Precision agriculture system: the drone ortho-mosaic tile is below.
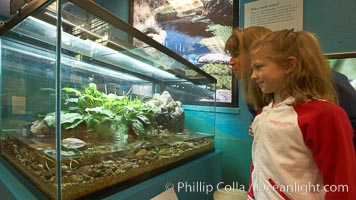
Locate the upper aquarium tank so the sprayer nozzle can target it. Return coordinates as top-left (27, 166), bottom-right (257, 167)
top-left (0, 0), bottom-right (216, 199)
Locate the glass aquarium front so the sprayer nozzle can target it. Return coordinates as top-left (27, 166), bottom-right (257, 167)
top-left (0, 0), bottom-right (216, 199)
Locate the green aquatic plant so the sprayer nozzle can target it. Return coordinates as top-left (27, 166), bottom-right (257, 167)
top-left (43, 83), bottom-right (153, 141)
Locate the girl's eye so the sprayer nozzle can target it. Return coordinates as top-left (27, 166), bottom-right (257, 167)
top-left (252, 64), bottom-right (263, 70)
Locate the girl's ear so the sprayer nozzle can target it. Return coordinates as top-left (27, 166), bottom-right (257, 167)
top-left (285, 56), bottom-right (297, 75)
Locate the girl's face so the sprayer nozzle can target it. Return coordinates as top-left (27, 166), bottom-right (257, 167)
top-left (229, 51), bottom-right (246, 78)
top-left (250, 55), bottom-right (288, 96)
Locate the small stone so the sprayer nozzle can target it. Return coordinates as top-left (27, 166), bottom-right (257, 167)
top-left (61, 138), bottom-right (86, 149)
top-left (70, 174), bottom-right (84, 183)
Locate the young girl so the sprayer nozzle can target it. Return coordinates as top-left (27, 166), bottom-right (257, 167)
top-left (247, 29), bottom-right (356, 199)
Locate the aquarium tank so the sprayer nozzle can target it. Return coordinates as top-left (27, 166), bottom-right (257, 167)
top-left (0, 0), bottom-right (216, 199)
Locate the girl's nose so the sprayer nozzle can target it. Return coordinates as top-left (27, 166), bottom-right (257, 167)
top-left (251, 70), bottom-right (258, 80)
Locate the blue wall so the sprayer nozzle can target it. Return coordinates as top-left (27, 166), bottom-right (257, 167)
top-left (303, 0), bottom-right (356, 53)
top-left (240, 0), bottom-right (356, 53)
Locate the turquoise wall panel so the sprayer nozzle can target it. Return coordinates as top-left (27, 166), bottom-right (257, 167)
top-left (240, 0), bottom-right (356, 53)
top-left (184, 107), bottom-right (215, 134)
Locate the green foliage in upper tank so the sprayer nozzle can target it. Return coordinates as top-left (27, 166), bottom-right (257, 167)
top-left (43, 83), bottom-right (153, 141)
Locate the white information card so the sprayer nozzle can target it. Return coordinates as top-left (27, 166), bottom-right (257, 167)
top-left (244, 0), bottom-right (303, 31)
top-left (151, 188), bottom-right (179, 200)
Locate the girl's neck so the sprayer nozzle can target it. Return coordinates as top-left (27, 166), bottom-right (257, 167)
top-left (272, 93), bottom-right (284, 107)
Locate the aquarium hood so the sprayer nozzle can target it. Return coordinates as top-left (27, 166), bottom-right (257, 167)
top-left (1, 38), bottom-right (145, 82)
top-left (10, 16), bottom-right (179, 81)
